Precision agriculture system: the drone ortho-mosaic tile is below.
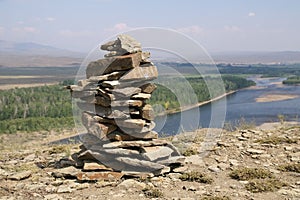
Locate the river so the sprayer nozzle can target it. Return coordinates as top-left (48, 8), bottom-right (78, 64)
top-left (154, 77), bottom-right (300, 135)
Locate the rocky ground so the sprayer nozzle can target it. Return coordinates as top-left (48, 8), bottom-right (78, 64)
top-left (0, 123), bottom-right (299, 200)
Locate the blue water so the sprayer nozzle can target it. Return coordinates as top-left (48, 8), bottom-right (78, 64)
top-left (154, 77), bottom-right (300, 135)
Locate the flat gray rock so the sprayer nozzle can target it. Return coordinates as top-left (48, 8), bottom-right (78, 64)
top-left (141, 104), bottom-right (155, 120)
top-left (8, 170), bottom-right (32, 181)
top-left (83, 161), bottom-right (113, 171)
top-left (116, 119), bottom-right (146, 129)
top-left (115, 157), bottom-right (165, 172)
top-left (51, 167), bottom-right (79, 179)
top-left (87, 122), bottom-right (117, 140)
top-left (121, 121), bottom-right (156, 133)
top-left (111, 99), bottom-right (143, 107)
top-left (157, 156), bottom-right (186, 166)
top-left (120, 64), bottom-right (158, 82)
top-left (86, 52), bottom-right (142, 77)
top-left (77, 102), bottom-right (112, 117)
top-left (110, 87), bottom-right (141, 97)
top-left (106, 110), bottom-right (130, 119)
top-left (85, 147), bottom-right (144, 161)
top-left (123, 130), bottom-right (158, 140)
top-left (88, 71), bottom-right (125, 82)
top-left (101, 34), bottom-right (142, 56)
top-left (102, 140), bottom-right (169, 149)
top-left (140, 83), bottom-right (157, 94)
top-left (141, 146), bottom-right (173, 161)
top-left (92, 115), bottom-right (116, 125)
top-left (131, 93), bottom-right (151, 100)
top-left (101, 80), bottom-right (120, 89)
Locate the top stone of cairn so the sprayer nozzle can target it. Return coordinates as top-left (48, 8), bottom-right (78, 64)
top-left (101, 34), bottom-right (142, 57)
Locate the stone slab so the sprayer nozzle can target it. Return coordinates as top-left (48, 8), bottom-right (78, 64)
top-left (88, 71), bottom-right (125, 82)
top-left (101, 34), bottom-right (142, 56)
top-left (77, 171), bottom-right (123, 181)
top-left (83, 161), bottom-right (113, 171)
top-left (141, 104), bottom-right (155, 120)
top-left (140, 83), bottom-right (157, 94)
top-left (109, 87), bottom-right (141, 97)
top-left (115, 119), bottom-right (146, 129)
top-left (131, 93), bottom-right (151, 100)
top-left (102, 140), bottom-right (169, 149)
top-left (120, 63), bottom-right (158, 82)
top-left (141, 146), bottom-right (173, 161)
top-left (86, 52), bottom-right (142, 77)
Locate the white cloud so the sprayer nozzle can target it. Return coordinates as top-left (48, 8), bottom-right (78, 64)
top-left (248, 12), bottom-right (256, 17)
top-left (24, 27), bottom-right (38, 33)
top-left (177, 25), bottom-right (203, 34)
top-left (0, 27), bottom-right (5, 35)
top-left (105, 23), bottom-right (132, 32)
top-left (34, 17), bottom-right (42, 22)
top-left (12, 26), bottom-right (38, 33)
top-left (59, 29), bottom-right (94, 37)
top-left (46, 17), bottom-right (56, 22)
top-left (224, 25), bottom-right (241, 32)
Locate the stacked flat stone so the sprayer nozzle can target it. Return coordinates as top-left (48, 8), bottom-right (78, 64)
top-left (67, 35), bottom-right (184, 179)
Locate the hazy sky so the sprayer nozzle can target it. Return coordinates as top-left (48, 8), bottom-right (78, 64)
top-left (0, 0), bottom-right (299, 53)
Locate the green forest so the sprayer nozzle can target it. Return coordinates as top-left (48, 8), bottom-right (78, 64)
top-left (282, 76), bottom-right (300, 85)
top-left (0, 76), bottom-right (255, 134)
top-left (0, 83), bottom-right (74, 134)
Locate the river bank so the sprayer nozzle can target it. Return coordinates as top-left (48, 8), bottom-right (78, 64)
top-left (156, 90), bottom-right (237, 116)
top-left (155, 76), bottom-right (300, 133)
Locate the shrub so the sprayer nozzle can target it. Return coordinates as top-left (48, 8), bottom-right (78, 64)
top-left (179, 171), bottom-right (213, 184)
top-left (229, 167), bottom-right (273, 180)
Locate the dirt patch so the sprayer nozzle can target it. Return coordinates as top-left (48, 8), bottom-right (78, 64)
top-left (255, 94), bottom-right (299, 102)
top-left (0, 82), bottom-right (58, 90)
top-left (0, 76), bottom-right (54, 79)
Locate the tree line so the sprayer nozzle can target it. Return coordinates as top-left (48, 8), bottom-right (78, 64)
top-left (149, 75), bottom-right (255, 111)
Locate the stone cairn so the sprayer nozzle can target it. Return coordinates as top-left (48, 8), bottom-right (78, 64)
top-left (67, 35), bottom-right (185, 180)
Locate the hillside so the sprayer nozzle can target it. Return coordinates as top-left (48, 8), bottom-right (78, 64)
top-left (0, 123), bottom-right (299, 199)
top-left (0, 40), bottom-right (84, 67)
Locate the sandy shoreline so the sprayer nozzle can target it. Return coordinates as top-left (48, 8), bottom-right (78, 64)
top-left (255, 94), bottom-right (299, 103)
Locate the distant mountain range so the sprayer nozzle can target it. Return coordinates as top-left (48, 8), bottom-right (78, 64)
top-left (0, 40), bottom-right (84, 67)
top-left (0, 40), bottom-right (84, 57)
top-left (1, 40), bottom-right (300, 67)
top-left (211, 51), bottom-right (300, 64)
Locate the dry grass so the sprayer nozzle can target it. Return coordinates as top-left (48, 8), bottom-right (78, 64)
top-left (142, 187), bottom-right (164, 198)
top-left (48, 145), bottom-right (71, 156)
top-left (245, 178), bottom-right (287, 193)
top-left (229, 167), bottom-right (273, 181)
top-left (182, 147), bottom-right (198, 156)
top-left (179, 171), bottom-right (213, 184)
top-left (3, 163), bottom-right (39, 174)
top-left (278, 163), bottom-right (300, 173)
top-left (255, 136), bottom-right (297, 145)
